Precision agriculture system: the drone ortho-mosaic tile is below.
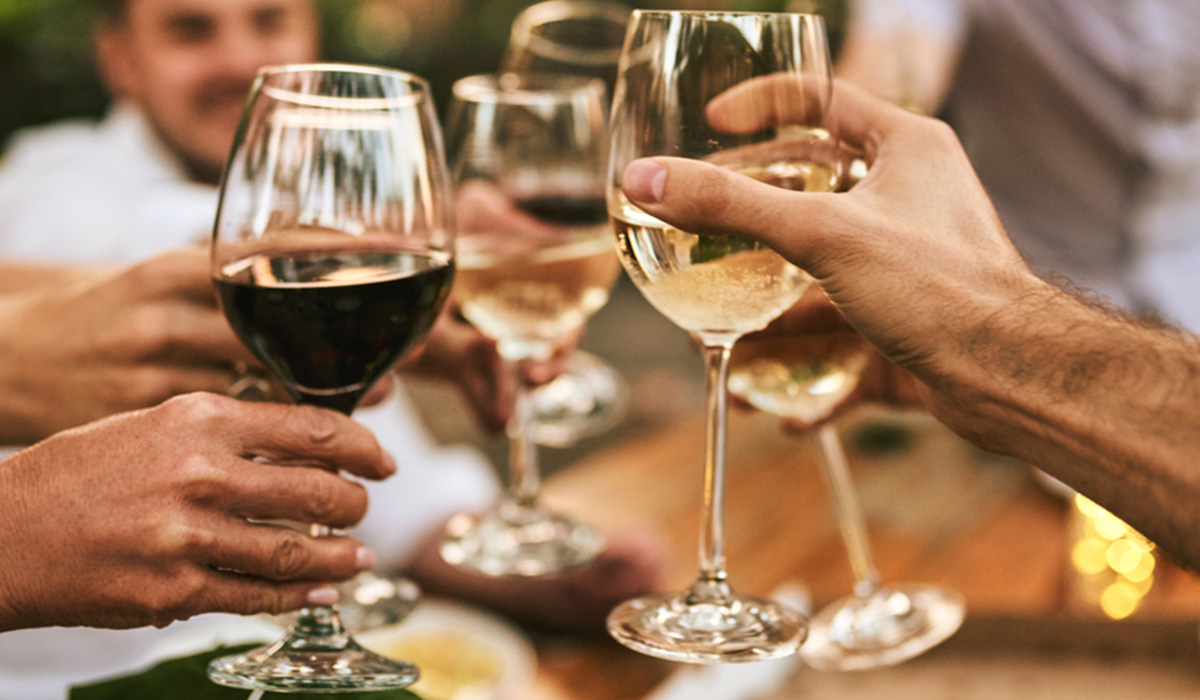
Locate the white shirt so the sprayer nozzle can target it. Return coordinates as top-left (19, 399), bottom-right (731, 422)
top-left (0, 103), bottom-right (499, 700)
top-left (851, 0), bottom-right (1200, 330)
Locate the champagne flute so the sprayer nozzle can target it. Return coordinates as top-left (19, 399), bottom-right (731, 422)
top-left (207, 63), bottom-right (455, 692)
top-left (605, 11), bottom-right (837, 663)
top-left (503, 0), bottom-right (633, 447)
top-left (728, 330), bottom-right (966, 670)
top-left (438, 73), bottom-right (618, 576)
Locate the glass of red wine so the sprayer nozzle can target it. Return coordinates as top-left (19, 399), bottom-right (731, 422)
top-left (207, 64), bottom-right (454, 692)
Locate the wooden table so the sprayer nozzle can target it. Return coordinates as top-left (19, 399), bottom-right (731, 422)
top-left (523, 407), bottom-right (1200, 699)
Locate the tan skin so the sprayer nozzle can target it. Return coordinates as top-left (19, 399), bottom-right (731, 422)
top-left (95, 0), bottom-right (321, 185)
top-left (618, 80), bottom-right (1200, 572)
top-left (0, 393), bottom-right (395, 632)
top-left (0, 0), bottom-right (661, 635)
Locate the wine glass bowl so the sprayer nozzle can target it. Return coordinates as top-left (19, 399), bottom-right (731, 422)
top-left (438, 73), bottom-right (616, 577)
top-left (605, 10), bottom-right (838, 663)
top-left (207, 63), bottom-right (454, 692)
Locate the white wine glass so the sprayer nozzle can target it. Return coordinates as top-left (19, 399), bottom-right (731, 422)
top-left (207, 63), bottom-right (455, 692)
top-left (504, 0), bottom-right (630, 99)
top-left (605, 10), bottom-right (839, 663)
top-left (503, 0), bottom-right (633, 447)
top-left (728, 325), bottom-right (966, 670)
top-left (438, 73), bottom-right (618, 576)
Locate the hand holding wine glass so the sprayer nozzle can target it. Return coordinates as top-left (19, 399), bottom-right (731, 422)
top-left (438, 73), bottom-right (618, 577)
top-left (207, 63), bottom-right (454, 692)
top-left (605, 10), bottom-right (838, 663)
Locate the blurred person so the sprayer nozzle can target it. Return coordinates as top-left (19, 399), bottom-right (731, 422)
top-left (837, 0), bottom-right (1200, 331)
top-left (0, 0), bottom-right (658, 696)
top-left (618, 79), bottom-right (1200, 573)
top-left (0, 392), bottom-right (393, 631)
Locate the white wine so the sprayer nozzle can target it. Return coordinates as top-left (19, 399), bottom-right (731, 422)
top-left (728, 333), bottom-right (872, 423)
top-left (611, 160), bottom-right (835, 337)
top-left (455, 230), bottom-right (620, 360)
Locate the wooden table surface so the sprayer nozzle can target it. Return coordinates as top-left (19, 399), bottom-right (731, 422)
top-left (522, 407), bottom-right (1200, 700)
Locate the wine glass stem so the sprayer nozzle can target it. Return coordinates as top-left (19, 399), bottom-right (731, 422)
top-left (506, 364), bottom-right (541, 508)
top-left (696, 341), bottom-right (735, 592)
top-left (814, 423), bottom-right (881, 598)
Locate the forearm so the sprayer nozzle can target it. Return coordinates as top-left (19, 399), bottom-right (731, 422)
top-left (923, 281), bottom-right (1200, 568)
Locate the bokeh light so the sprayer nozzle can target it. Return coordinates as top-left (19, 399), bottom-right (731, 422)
top-left (1070, 494), bottom-right (1158, 619)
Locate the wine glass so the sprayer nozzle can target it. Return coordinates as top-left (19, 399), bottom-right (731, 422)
top-left (728, 327), bottom-right (966, 670)
top-left (503, 0), bottom-right (633, 447)
top-left (605, 10), bottom-right (838, 663)
top-left (438, 73), bottom-right (617, 576)
top-left (207, 63), bottom-right (455, 692)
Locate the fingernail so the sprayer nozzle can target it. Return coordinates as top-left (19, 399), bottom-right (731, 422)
top-left (623, 159), bottom-right (667, 204)
top-left (307, 586), bottom-right (339, 606)
top-left (356, 546), bottom-right (377, 571)
top-left (381, 451), bottom-right (397, 476)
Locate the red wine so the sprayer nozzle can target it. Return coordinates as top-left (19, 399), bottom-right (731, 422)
top-left (514, 195), bottom-right (608, 226)
top-left (215, 249), bottom-right (453, 413)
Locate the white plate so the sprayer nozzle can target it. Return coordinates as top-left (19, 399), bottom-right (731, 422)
top-left (357, 598), bottom-right (537, 700)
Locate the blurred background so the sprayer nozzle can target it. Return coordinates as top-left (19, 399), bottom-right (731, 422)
top-left (0, 0), bottom-right (846, 146)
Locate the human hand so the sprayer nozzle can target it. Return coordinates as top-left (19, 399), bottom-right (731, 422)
top-left (0, 248), bottom-right (284, 444)
top-left (0, 393), bottom-right (395, 632)
top-left (618, 80), bottom-right (1044, 419)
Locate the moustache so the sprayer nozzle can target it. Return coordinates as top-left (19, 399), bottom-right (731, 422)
top-left (192, 81), bottom-right (257, 115)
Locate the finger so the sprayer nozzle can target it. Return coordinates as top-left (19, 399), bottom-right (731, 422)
top-left (188, 571), bottom-right (342, 618)
top-left (207, 523), bottom-right (372, 582)
top-left (232, 403), bottom-right (394, 481)
top-left (122, 248), bottom-right (218, 303)
top-left (230, 462), bottom-right (370, 528)
top-left (705, 72), bottom-right (830, 134)
top-left (358, 373), bottom-right (395, 408)
top-left (620, 156), bottom-right (837, 273)
top-left (708, 78), bottom-right (911, 154)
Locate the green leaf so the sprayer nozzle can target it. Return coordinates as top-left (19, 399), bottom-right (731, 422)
top-left (69, 644), bottom-right (422, 700)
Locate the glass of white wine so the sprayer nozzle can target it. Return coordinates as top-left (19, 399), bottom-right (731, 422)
top-left (502, 0), bottom-right (634, 448)
top-left (605, 10), bottom-right (837, 663)
top-left (729, 321), bottom-right (966, 670)
top-left (439, 73), bottom-right (618, 576)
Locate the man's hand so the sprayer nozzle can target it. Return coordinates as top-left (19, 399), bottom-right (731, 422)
top-left (0, 249), bottom-right (277, 444)
top-left (619, 80), bottom-right (1043, 421)
top-left (0, 393), bottom-right (395, 632)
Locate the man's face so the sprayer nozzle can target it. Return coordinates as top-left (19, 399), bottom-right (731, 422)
top-left (99, 0), bottom-right (319, 183)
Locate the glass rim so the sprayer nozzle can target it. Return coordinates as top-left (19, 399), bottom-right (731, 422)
top-left (510, 0), bottom-right (631, 65)
top-left (452, 72), bottom-right (607, 105)
top-left (630, 9), bottom-right (825, 20)
top-left (254, 62), bottom-right (432, 110)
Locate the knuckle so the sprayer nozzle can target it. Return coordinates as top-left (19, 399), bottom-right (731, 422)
top-left (300, 406), bottom-right (340, 447)
top-left (162, 392), bottom-right (232, 429)
top-left (176, 454), bottom-right (231, 504)
top-left (299, 474), bottom-right (340, 523)
top-left (245, 585), bottom-right (290, 615)
top-left (271, 531), bottom-right (311, 579)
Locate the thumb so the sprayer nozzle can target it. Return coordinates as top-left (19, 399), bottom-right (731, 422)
top-left (619, 157), bottom-right (836, 273)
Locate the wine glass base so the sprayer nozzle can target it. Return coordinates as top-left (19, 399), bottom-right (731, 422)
top-left (529, 351), bottom-right (629, 448)
top-left (440, 504), bottom-right (605, 577)
top-left (800, 583), bottom-right (964, 671)
top-left (333, 572), bottom-right (422, 633)
top-left (606, 589), bottom-right (808, 664)
top-left (208, 636), bottom-right (419, 692)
